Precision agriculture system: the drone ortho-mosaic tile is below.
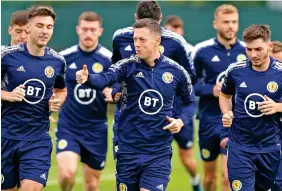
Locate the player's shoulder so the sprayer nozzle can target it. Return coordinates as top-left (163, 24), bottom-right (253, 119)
top-left (237, 40), bottom-right (246, 48)
top-left (58, 45), bottom-right (79, 57)
top-left (112, 26), bottom-right (134, 40)
top-left (110, 55), bottom-right (139, 71)
top-left (1, 44), bottom-right (25, 58)
top-left (194, 38), bottom-right (216, 53)
top-left (272, 59), bottom-right (282, 72)
top-left (226, 60), bottom-right (248, 75)
top-left (96, 45), bottom-right (113, 61)
top-left (46, 47), bottom-right (66, 65)
top-left (162, 28), bottom-right (194, 50)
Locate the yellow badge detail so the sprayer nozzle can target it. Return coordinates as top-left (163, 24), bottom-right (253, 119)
top-left (158, 45), bottom-right (164, 54)
top-left (1, 174), bottom-right (4, 184)
top-left (232, 180), bottom-right (242, 191)
top-left (267, 81), bottom-right (278, 93)
top-left (58, 139), bottom-right (68, 150)
top-left (201, 149), bottom-right (210, 159)
top-left (119, 183), bottom-right (127, 191)
top-left (162, 72), bottom-right (173, 83)
top-left (236, 54), bottom-right (247, 62)
top-left (92, 62), bottom-right (103, 73)
top-left (45, 66), bottom-right (54, 78)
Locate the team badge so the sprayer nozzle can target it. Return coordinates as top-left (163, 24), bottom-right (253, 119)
top-left (158, 45), bottom-right (164, 54)
top-left (201, 149), bottom-right (210, 159)
top-left (236, 54), bottom-right (247, 62)
top-left (162, 72), bottom-right (173, 83)
top-left (44, 66), bottom-right (54, 78)
top-left (58, 139), bottom-right (68, 150)
top-left (1, 174), bottom-right (4, 184)
top-left (267, 81), bottom-right (278, 93)
top-left (232, 180), bottom-right (242, 191)
top-left (92, 62), bottom-right (103, 73)
top-left (119, 183), bottom-right (127, 191)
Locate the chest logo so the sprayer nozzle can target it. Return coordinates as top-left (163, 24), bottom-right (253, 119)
top-left (211, 55), bottom-right (220, 62)
top-left (138, 89), bottom-right (164, 115)
top-left (236, 54), bottom-right (247, 62)
top-left (74, 84), bottom-right (96, 105)
top-left (45, 66), bottom-right (54, 78)
top-left (92, 62), bottom-right (103, 73)
top-left (162, 72), bottom-right (173, 84)
top-left (244, 93), bottom-right (266, 118)
top-left (23, 79), bottom-right (46, 105)
top-left (158, 45), bottom-right (164, 54)
top-left (232, 180), bottom-right (242, 191)
top-left (267, 81), bottom-right (278, 93)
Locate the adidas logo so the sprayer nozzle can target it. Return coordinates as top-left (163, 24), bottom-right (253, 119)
top-left (239, 81), bottom-right (247, 88)
top-left (69, 62), bottom-right (77, 69)
top-left (211, 55), bottom-right (220, 62)
top-left (124, 45), bottom-right (132, 51)
top-left (16, 65), bottom-right (25, 72)
top-left (40, 173), bottom-right (46, 180)
top-left (135, 72), bottom-right (144, 78)
top-left (156, 184), bottom-right (164, 190)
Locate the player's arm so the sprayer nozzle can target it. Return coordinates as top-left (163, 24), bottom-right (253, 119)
top-left (49, 62), bottom-right (67, 112)
top-left (76, 62), bottom-right (126, 90)
top-left (174, 39), bottom-right (196, 84)
top-left (193, 50), bottom-right (217, 97)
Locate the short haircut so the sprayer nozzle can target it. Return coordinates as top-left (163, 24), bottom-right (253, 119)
top-left (10, 10), bottom-right (28, 26)
top-left (27, 5), bottom-right (56, 22)
top-left (136, 1), bottom-right (161, 21)
top-left (78, 11), bottom-right (102, 26)
top-left (133, 18), bottom-right (161, 36)
top-left (272, 41), bottom-right (282, 53)
top-left (243, 24), bottom-right (271, 43)
top-left (214, 4), bottom-right (238, 18)
top-left (164, 15), bottom-right (183, 28)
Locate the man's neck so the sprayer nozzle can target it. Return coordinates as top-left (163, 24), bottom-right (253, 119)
top-left (252, 57), bottom-right (271, 72)
top-left (217, 34), bottom-right (237, 50)
top-left (26, 40), bottom-right (45, 56)
top-left (144, 50), bottom-right (161, 67)
top-left (79, 41), bottom-right (99, 52)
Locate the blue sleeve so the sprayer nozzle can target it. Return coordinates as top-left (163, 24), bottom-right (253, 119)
top-left (111, 36), bottom-right (122, 64)
top-left (220, 125), bottom-right (229, 142)
top-left (176, 69), bottom-right (197, 126)
top-left (193, 50), bottom-right (214, 96)
top-left (85, 62), bottom-right (126, 90)
top-left (221, 69), bottom-right (235, 95)
top-left (54, 61), bottom-right (66, 89)
top-left (111, 83), bottom-right (121, 96)
top-left (174, 41), bottom-right (196, 84)
top-left (1, 52), bottom-right (9, 90)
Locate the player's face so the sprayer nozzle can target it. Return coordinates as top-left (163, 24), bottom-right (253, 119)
top-left (245, 38), bottom-right (272, 67)
top-left (270, 52), bottom-right (282, 62)
top-left (27, 16), bottom-right (54, 47)
top-left (165, 25), bottom-right (184, 36)
top-left (8, 24), bottom-right (28, 45)
top-left (133, 28), bottom-right (160, 60)
top-left (214, 12), bottom-right (238, 41)
top-left (76, 20), bottom-right (103, 49)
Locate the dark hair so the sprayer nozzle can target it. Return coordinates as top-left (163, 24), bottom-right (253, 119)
top-left (243, 24), bottom-right (271, 43)
top-left (27, 5), bottom-right (56, 21)
top-left (273, 41), bottom-right (282, 54)
top-left (164, 15), bottom-right (183, 28)
top-left (136, 1), bottom-right (161, 21)
top-left (133, 18), bottom-right (161, 36)
top-left (78, 11), bottom-right (102, 26)
top-left (10, 10), bottom-right (28, 26)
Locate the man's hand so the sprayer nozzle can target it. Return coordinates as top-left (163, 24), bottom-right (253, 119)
top-left (102, 87), bottom-right (114, 103)
top-left (6, 85), bottom-right (26, 102)
top-left (163, 116), bottom-right (184, 134)
top-left (258, 95), bottom-right (280, 115)
top-left (222, 111), bottom-right (234, 128)
top-left (220, 137), bottom-right (229, 149)
top-left (76, 65), bottom-right (89, 84)
top-left (213, 82), bottom-right (222, 97)
top-left (49, 94), bottom-right (61, 112)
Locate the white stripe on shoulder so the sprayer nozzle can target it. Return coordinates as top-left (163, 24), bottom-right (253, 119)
top-left (112, 27), bottom-right (134, 40)
top-left (225, 61), bottom-right (248, 76)
top-left (59, 45), bottom-right (78, 56)
top-left (48, 48), bottom-right (66, 64)
top-left (109, 55), bottom-right (138, 72)
top-left (1, 44), bottom-right (24, 59)
top-left (273, 60), bottom-right (282, 71)
top-left (238, 40), bottom-right (246, 47)
top-left (97, 46), bottom-right (113, 59)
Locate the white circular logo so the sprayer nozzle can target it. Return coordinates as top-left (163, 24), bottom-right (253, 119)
top-left (162, 72), bottom-right (173, 83)
top-left (232, 180), bottom-right (242, 191)
top-left (23, 79), bottom-right (46, 105)
top-left (244, 93), bottom-right (265, 118)
top-left (1, 174), bottom-right (4, 184)
top-left (138, 89), bottom-right (163, 115)
top-left (92, 62), bottom-right (103, 73)
top-left (74, 84), bottom-right (96, 105)
top-left (236, 54), bottom-right (247, 62)
top-left (216, 71), bottom-right (226, 84)
top-left (44, 66), bottom-right (55, 78)
top-left (267, 81), bottom-right (278, 93)
top-left (58, 139), bottom-right (68, 150)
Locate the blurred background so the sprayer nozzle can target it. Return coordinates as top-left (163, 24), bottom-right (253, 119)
top-left (1, 1), bottom-right (282, 191)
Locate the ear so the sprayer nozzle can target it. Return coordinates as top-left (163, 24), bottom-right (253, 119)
top-left (8, 26), bottom-right (12, 35)
top-left (26, 24), bottom-right (30, 34)
top-left (134, 13), bottom-right (138, 22)
top-left (76, 25), bottom-right (79, 35)
top-left (268, 41), bottom-right (274, 52)
top-left (98, 27), bottom-right (104, 37)
top-left (213, 19), bottom-right (217, 30)
top-left (156, 36), bottom-right (161, 46)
